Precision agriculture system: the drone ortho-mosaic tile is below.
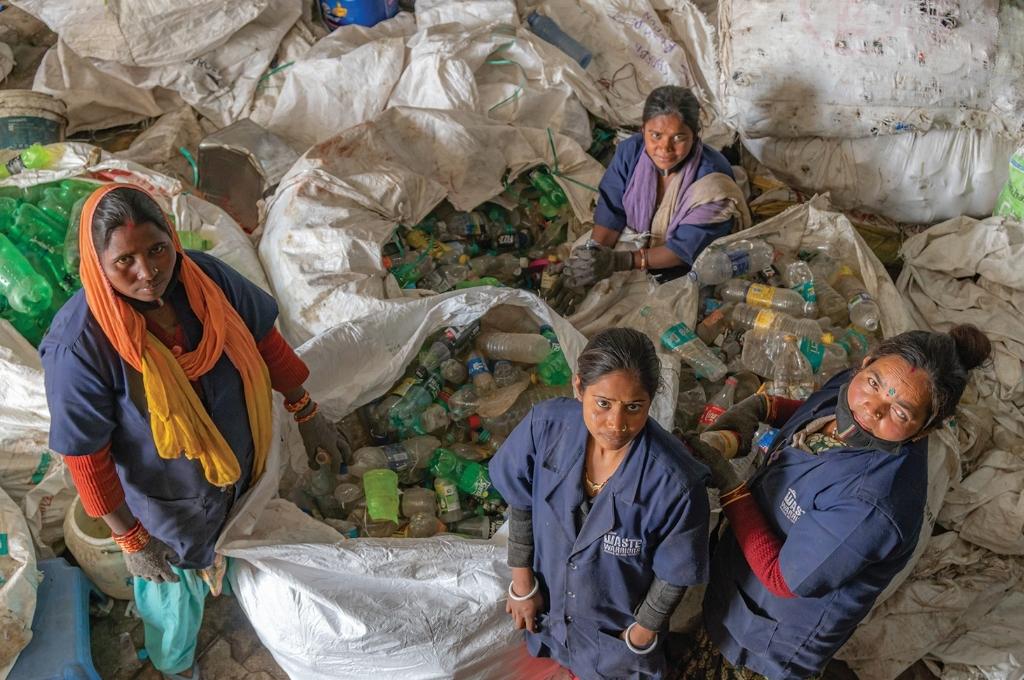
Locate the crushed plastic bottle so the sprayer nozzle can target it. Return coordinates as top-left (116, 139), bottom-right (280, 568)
top-left (729, 303), bottom-right (822, 342)
top-left (769, 335), bottom-right (815, 400)
top-left (536, 325), bottom-right (571, 386)
top-left (476, 331), bottom-right (551, 364)
top-left (717, 279), bottom-right (815, 318)
top-left (698, 377), bottom-right (737, 431)
top-left (691, 239), bottom-right (774, 286)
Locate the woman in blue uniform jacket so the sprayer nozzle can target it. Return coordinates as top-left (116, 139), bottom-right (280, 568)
top-left (489, 327), bottom-right (712, 680)
top-left (676, 325), bottom-right (991, 680)
top-left (549, 86), bottom-right (750, 313)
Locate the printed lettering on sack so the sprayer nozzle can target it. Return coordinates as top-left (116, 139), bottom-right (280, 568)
top-left (30, 451), bottom-right (52, 485)
top-left (602, 532), bottom-right (643, 557)
top-left (781, 488), bottom-right (804, 523)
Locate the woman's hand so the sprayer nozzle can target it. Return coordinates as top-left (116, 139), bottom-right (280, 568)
top-left (297, 409), bottom-right (351, 471)
top-left (705, 393), bottom-right (767, 454)
top-left (506, 568), bottom-right (544, 633)
top-left (622, 623), bottom-right (657, 650)
top-left (565, 242), bottom-right (634, 288)
top-left (682, 431), bottom-right (742, 492)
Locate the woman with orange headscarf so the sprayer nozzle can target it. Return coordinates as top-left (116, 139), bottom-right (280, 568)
top-left (39, 185), bottom-right (347, 680)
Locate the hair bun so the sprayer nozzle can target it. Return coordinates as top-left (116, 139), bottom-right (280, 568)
top-left (948, 324), bottom-right (991, 370)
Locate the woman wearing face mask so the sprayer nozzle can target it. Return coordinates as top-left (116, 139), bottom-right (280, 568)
top-left (489, 327), bottom-right (711, 680)
top-left (549, 86), bottom-right (750, 313)
top-left (674, 325), bottom-right (992, 680)
top-left (39, 185), bottom-right (348, 680)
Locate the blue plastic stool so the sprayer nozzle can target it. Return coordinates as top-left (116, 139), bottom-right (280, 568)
top-left (9, 558), bottom-right (102, 680)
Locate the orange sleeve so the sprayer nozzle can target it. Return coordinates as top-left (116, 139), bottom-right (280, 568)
top-left (257, 327), bottom-right (310, 394)
top-left (63, 445), bottom-right (125, 517)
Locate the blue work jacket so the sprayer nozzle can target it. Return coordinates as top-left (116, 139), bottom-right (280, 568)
top-left (490, 398), bottom-right (711, 680)
top-left (40, 251), bottom-right (278, 569)
top-left (704, 372), bottom-right (929, 679)
top-left (594, 133), bottom-right (735, 277)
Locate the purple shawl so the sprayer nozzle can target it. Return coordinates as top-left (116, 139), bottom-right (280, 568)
top-left (621, 142), bottom-right (730, 235)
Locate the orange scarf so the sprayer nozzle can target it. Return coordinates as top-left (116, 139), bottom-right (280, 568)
top-left (79, 184), bottom-right (271, 487)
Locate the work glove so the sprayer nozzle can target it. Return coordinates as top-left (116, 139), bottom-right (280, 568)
top-left (680, 431), bottom-right (742, 493)
top-left (123, 534), bottom-right (180, 583)
top-left (544, 273), bottom-right (587, 317)
top-left (298, 408), bottom-right (351, 473)
top-left (704, 393), bottom-right (767, 455)
top-left (565, 242), bottom-right (633, 288)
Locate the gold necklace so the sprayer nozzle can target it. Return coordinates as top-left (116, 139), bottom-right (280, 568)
top-left (584, 472), bottom-right (608, 496)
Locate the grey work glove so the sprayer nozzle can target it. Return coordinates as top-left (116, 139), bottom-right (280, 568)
top-left (705, 393), bottom-right (767, 455)
top-left (544, 273), bottom-right (587, 317)
top-left (565, 242), bottom-right (634, 288)
top-left (123, 534), bottom-right (180, 583)
top-left (681, 431), bottom-right (742, 492)
top-left (297, 407), bottom-right (351, 473)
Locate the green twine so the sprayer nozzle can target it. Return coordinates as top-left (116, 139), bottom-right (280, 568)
top-left (257, 60), bottom-right (295, 89)
top-left (178, 146), bottom-right (199, 187)
top-left (545, 128), bottom-right (599, 193)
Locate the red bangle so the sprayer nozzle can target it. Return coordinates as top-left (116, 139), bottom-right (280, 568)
top-left (639, 248), bottom-right (649, 271)
top-left (285, 391), bottom-right (311, 414)
top-left (295, 401), bottom-right (319, 424)
top-left (720, 481), bottom-right (749, 503)
top-left (112, 520), bottom-right (151, 554)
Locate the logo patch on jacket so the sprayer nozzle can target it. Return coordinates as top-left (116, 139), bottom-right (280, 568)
top-left (781, 487), bottom-right (804, 523)
top-left (602, 532), bottom-right (642, 557)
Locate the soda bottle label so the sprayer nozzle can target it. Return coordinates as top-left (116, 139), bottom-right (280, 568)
top-left (756, 427), bottom-right (780, 456)
top-left (467, 355), bottom-right (489, 377)
top-left (698, 403), bottom-right (726, 427)
top-left (753, 309), bottom-right (776, 330)
top-left (798, 338), bottom-right (825, 372)
top-left (849, 292), bottom-right (872, 309)
top-left (795, 280), bottom-right (817, 303)
top-left (423, 374), bottom-right (443, 398)
top-left (383, 444), bottom-right (411, 472)
top-left (746, 284), bottom-right (776, 307)
top-left (435, 479), bottom-right (460, 513)
top-left (389, 376), bottom-right (417, 398)
top-left (660, 323), bottom-right (697, 351)
top-left (727, 250), bottom-right (751, 276)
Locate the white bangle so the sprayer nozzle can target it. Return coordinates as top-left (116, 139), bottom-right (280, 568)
top-left (507, 578), bottom-right (539, 602)
top-left (623, 621), bottom-right (658, 655)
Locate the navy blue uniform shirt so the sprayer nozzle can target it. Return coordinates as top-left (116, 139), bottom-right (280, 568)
top-left (40, 251), bottom-right (278, 570)
top-left (594, 133), bottom-right (735, 277)
top-left (704, 371), bottom-right (929, 679)
top-left (490, 398), bottom-right (711, 680)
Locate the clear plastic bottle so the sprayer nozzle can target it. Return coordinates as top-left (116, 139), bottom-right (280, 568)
top-left (466, 350), bottom-right (497, 394)
top-left (451, 515), bottom-right (501, 539)
top-left (334, 482), bottom-right (365, 515)
top-left (388, 371), bottom-right (443, 431)
top-left (774, 253), bottom-right (818, 314)
top-left (831, 267), bottom-right (881, 332)
top-left (440, 358), bottom-right (468, 385)
top-left (401, 487), bottom-right (437, 518)
top-left (770, 335), bottom-right (815, 400)
top-left (349, 435), bottom-right (440, 480)
top-left (407, 512), bottom-right (444, 538)
top-left (674, 372), bottom-right (707, 432)
top-left (481, 384), bottom-right (574, 437)
top-left (448, 384), bottom-right (479, 420)
top-left (492, 360), bottom-right (526, 388)
top-left (691, 239), bottom-right (774, 286)
top-left (467, 253), bottom-right (526, 283)
top-left (698, 377), bottom-right (738, 431)
top-left (387, 250), bottom-right (435, 288)
top-left (444, 211), bottom-right (489, 239)
top-left (421, 264), bottom-right (470, 293)
top-left (307, 451), bottom-right (343, 518)
top-left (476, 331), bottom-right (551, 364)
top-left (412, 401), bottom-right (450, 435)
top-left (812, 277), bottom-right (850, 326)
top-left (817, 333), bottom-right (850, 383)
top-left (729, 303), bottom-right (822, 341)
top-left (659, 321), bottom-right (728, 382)
top-left (833, 325), bottom-right (873, 365)
top-left (717, 279), bottom-right (815, 318)
top-left (740, 328), bottom-right (826, 378)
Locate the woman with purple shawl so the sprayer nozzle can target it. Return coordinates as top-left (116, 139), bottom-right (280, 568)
top-left (553, 86), bottom-right (750, 311)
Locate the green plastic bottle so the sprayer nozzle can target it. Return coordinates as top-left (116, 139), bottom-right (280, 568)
top-left (0, 143), bottom-right (64, 179)
top-left (536, 324), bottom-right (571, 386)
top-left (0, 233), bottom-right (54, 315)
top-left (0, 197), bottom-right (18, 236)
top-left (0, 294), bottom-right (45, 346)
top-left (362, 469), bottom-right (400, 524)
top-left (63, 196), bottom-right (89, 279)
top-left (457, 461), bottom-right (494, 499)
top-left (11, 203), bottom-right (66, 253)
top-left (176, 231), bottom-right (213, 251)
top-left (454, 276), bottom-right (503, 289)
top-left (428, 448), bottom-right (468, 480)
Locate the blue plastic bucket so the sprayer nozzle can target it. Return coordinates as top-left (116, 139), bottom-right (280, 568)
top-left (0, 90), bottom-right (67, 150)
top-left (320, 0), bottom-right (399, 30)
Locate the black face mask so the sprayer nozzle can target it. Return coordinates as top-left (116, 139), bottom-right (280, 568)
top-left (833, 382), bottom-right (906, 454)
top-left (115, 254), bottom-right (182, 313)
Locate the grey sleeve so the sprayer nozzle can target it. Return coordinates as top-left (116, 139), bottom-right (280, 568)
top-left (506, 506), bottom-right (534, 568)
top-left (634, 576), bottom-right (687, 632)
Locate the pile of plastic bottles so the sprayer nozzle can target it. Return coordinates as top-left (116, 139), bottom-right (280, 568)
top-left (292, 317), bottom-right (574, 540)
top-left (0, 177), bottom-right (101, 345)
top-left (381, 165), bottom-right (572, 296)
top-left (635, 238), bottom-right (882, 461)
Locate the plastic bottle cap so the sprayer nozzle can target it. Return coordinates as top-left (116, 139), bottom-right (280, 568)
top-left (725, 377), bottom-right (737, 385)
top-left (467, 415), bottom-right (482, 430)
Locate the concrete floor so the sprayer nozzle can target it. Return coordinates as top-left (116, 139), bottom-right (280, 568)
top-left (90, 594), bottom-right (288, 680)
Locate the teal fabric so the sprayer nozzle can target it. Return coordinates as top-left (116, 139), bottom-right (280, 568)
top-left (134, 566), bottom-right (210, 674)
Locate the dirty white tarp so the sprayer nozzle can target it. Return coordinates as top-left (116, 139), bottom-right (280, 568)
top-left (258, 105), bottom-right (604, 346)
top-left (718, 1), bottom-right (1024, 223)
top-left (29, 0), bottom-right (302, 132)
top-left (0, 484), bottom-right (39, 678)
top-left (219, 288), bottom-right (585, 680)
top-left (0, 143), bottom-right (270, 551)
